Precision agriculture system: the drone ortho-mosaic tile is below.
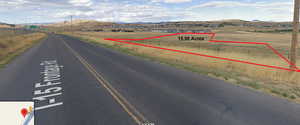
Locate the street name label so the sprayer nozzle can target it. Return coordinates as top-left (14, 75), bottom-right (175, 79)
top-left (32, 60), bottom-right (64, 111)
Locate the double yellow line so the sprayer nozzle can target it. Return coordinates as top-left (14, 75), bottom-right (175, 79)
top-left (59, 36), bottom-right (147, 125)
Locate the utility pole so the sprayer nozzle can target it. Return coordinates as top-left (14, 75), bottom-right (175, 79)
top-left (290, 0), bottom-right (299, 69)
top-left (70, 15), bottom-right (73, 33)
top-left (12, 20), bottom-right (16, 35)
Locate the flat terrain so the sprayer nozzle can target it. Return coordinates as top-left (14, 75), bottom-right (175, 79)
top-left (0, 29), bottom-right (46, 67)
top-left (65, 31), bottom-right (300, 103)
top-left (0, 34), bottom-right (300, 125)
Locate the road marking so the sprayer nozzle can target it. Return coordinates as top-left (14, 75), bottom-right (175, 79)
top-left (34, 87), bottom-right (62, 95)
top-left (33, 92), bottom-right (62, 101)
top-left (59, 36), bottom-right (148, 125)
top-left (35, 82), bottom-right (61, 88)
top-left (49, 98), bottom-right (56, 104)
top-left (35, 102), bottom-right (63, 111)
top-left (33, 60), bottom-right (64, 111)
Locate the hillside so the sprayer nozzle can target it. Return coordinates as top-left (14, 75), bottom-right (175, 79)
top-left (44, 19), bottom-right (295, 33)
top-left (0, 22), bottom-right (14, 28)
top-left (47, 19), bottom-right (114, 27)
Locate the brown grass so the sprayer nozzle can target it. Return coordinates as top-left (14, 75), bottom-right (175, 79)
top-left (0, 25), bottom-right (11, 28)
top-left (64, 31), bottom-right (300, 103)
top-left (0, 32), bottom-right (46, 66)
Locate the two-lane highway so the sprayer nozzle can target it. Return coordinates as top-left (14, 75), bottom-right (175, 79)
top-left (0, 34), bottom-right (300, 125)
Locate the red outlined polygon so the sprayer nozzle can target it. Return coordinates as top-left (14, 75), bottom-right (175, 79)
top-left (105, 33), bottom-right (300, 72)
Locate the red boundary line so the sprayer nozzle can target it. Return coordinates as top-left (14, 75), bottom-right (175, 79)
top-left (104, 33), bottom-right (300, 72)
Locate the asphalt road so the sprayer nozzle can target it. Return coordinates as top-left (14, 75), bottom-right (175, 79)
top-left (0, 34), bottom-right (300, 125)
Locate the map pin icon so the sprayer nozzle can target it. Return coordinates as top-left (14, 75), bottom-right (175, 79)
top-left (21, 108), bottom-right (28, 118)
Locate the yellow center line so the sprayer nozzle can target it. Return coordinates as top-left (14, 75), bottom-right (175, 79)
top-left (58, 36), bottom-right (148, 125)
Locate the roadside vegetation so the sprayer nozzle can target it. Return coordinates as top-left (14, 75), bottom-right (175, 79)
top-left (63, 31), bottom-right (300, 103)
top-left (0, 29), bottom-right (46, 68)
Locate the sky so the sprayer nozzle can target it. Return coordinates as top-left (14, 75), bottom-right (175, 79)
top-left (0, 0), bottom-right (295, 24)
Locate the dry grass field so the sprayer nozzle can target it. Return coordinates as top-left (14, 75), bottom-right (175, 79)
top-left (0, 28), bottom-right (35, 37)
top-left (0, 25), bottom-right (11, 28)
top-left (0, 30), bottom-right (46, 67)
top-left (64, 31), bottom-right (300, 103)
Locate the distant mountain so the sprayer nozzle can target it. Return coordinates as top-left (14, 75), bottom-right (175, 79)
top-left (117, 22), bottom-right (163, 24)
top-left (47, 19), bottom-right (114, 27)
top-left (22, 22), bottom-right (54, 25)
top-left (0, 22), bottom-right (15, 28)
top-left (211, 19), bottom-right (248, 22)
top-left (0, 22), bottom-right (10, 25)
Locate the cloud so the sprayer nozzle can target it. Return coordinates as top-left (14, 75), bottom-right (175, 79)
top-left (185, 1), bottom-right (293, 22)
top-left (51, 2), bottom-right (186, 22)
top-left (53, 10), bottom-right (96, 18)
top-left (0, 0), bottom-right (295, 23)
top-left (0, 0), bottom-right (28, 8)
top-left (0, 0), bottom-right (93, 10)
top-left (151, 0), bottom-right (192, 3)
top-left (110, 5), bottom-right (175, 22)
top-left (189, 1), bottom-right (292, 12)
top-left (2, 0), bottom-right (184, 23)
top-left (68, 0), bottom-right (93, 7)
